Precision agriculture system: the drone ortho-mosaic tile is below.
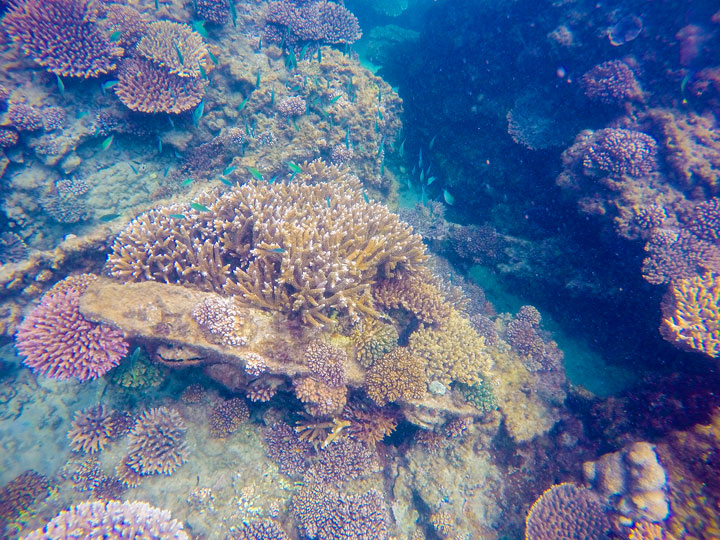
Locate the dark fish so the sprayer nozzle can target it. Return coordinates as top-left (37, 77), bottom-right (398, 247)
top-left (99, 213), bottom-right (121, 222)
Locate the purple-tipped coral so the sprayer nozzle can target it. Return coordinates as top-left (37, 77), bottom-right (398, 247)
top-left (68, 404), bottom-right (114, 454)
top-left (683, 198), bottom-right (720, 242)
top-left (641, 228), bottom-right (720, 285)
top-left (0, 128), bottom-right (19, 148)
top-left (196, 0), bottom-right (230, 24)
top-left (115, 58), bottom-right (205, 114)
top-left (276, 96), bottom-right (306, 118)
top-left (125, 407), bottom-right (189, 476)
top-left (582, 128), bottom-right (657, 177)
top-left (304, 340), bottom-right (347, 388)
top-left (305, 439), bottom-right (379, 485)
top-left (15, 274), bottom-right (128, 382)
top-left (265, 0), bottom-right (361, 46)
top-left (22, 500), bottom-right (189, 539)
top-left (264, 422), bottom-right (312, 476)
top-left (8, 104), bottom-right (44, 132)
top-left (229, 519), bottom-right (290, 540)
top-left (581, 60), bottom-right (643, 104)
top-left (3, 0), bottom-right (123, 78)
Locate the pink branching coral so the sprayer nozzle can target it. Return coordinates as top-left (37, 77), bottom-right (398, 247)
top-left (3, 0), bottom-right (123, 78)
top-left (580, 60), bottom-right (643, 104)
top-left (15, 274), bottom-right (128, 382)
top-left (125, 407), bottom-right (189, 476)
top-left (525, 483), bottom-right (611, 540)
top-left (582, 128), bottom-right (657, 177)
top-left (22, 500), bottom-right (189, 539)
top-left (68, 404), bottom-right (115, 454)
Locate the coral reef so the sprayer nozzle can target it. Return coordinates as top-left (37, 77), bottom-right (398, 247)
top-left (305, 438), bottom-right (379, 485)
top-left (124, 407), bottom-right (189, 476)
top-left (192, 296), bottom-right (248, 347)
top-left (209, 397), bottom-right (250, 438)
top-left (229, 519), bottom-right (290, 540)
top-left (304, 340), bottom-right (347, 388)
top-left (67, 404), bottom-right (115, 454)
top-left (0, 471), bottom-right (51, 527)
top-left (107, 161), bottom-right (427, 326)
top-left (641, 229), bottom-right (720, 285)
top-left (580, 60), bottom-right (643, 104)
top-left (525, 483), bottom-right (611, 540)
top-left (295, 377), bottom-right (347, 416)
top-left (195, 0), bottom-right (230, 24)
top-left (108, 347), bottom-right (166, 389)
top-left (583, 441), bottom-right (669, 524)
top-left (349, 319), bottom-right (398, 368)
top-left (582, 128), bottom-right (657, 177)
top-left (136, 21), bottom-right (209, 79)
top-left (7, 104), bottom-right (44, 132)
top-left (365, 347), bottom-right (426, 406)
top-left (22, 500), bottom-right (189, 539)
top-left (373, 268), bottom-right (452, 326)
top-left (3, 0), bottom-right (123, 78)
top-left (0, 232), bottom-right (29, 264)
top-left (264, 422), bottom-right (312, 476)
top-left (265, 1), bottom-right (362, 46)
top-left (661, 272), bottom-right (720, 357)
top-left (14, 274), bottom-right (128, 382)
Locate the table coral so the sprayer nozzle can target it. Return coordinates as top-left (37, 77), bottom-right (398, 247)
top-left (661, 272), bottom-right (720, 357)
top-left (22, 500), bottom-right (189, 540)
top-left (108, 160), bottom-right (427, 327)
top-left (67, 404), bottom-right (115, 454)
top-left (3, 0), bottom-right (123, 78)
top-left (409, 308), bottom-right (492, 386)
top-left (365, 347), bottom-right (426, 406)
top-left (525, 483), bottom-right (611, 540)
top-left (124, 407), bottom-right (189, 476)
top-left (136, 21), bottom-right (209, 79)
top-left (15, 274), bottom-right (128, 382)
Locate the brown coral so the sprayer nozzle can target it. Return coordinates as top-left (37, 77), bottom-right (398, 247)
top-left (108, 160), bottom-right (427, 327)
top-left (294, 377), bottom-right (347, 417)
top-left (209, 397), bottom-right (250, 438)
top-left (373, 268), bottom-right (452, 326)
top-left (0, 470), bottom-right (51, 524)
top-left (68, 404), bottom-right (115, 454)
top-left (115, 57), bottom-right (205, 114)
top-left (350, 318), bottom-right (398, 368)
top-left (3, 0), bottom-right (123, 78)
top-left (125, 407), bottom-right (189, 476)
top-left (365, 347), bottom-right (426, 406)
top-left (304, 340), bottom-right (347, 388)
top-left (342, 403), bottom-right (397, 446)
top-left (136, 21), bottom-right (209, 79)
top-left (103, 4), bottom-right (148, 48)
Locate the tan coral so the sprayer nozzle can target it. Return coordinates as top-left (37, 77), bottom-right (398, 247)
top-left (349, 318), bottom-right (398, 368)
top-left (294, 377), bottom-right (347, 417)
top-left (136, 20), bottom-right (209, 78)
top-left (373, 268), bottom-right (452, 326)
top-left (409, 308), bottom-right (492, 386)
top-left (365, 347), bottom-right (426, 406)
top-left (67, 404), bottom-right (115, 454)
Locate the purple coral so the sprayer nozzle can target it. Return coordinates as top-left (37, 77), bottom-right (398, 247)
top-left (264, 422), bottom-right (312, 476)
top-left (15, 276), bottom-right (128, 382)
top-left (43, 106), bottom-right (66, 131)
top-left (582, 128), bottom-right (657, 177)
top-left (0, 128), bottom-right (19, 148)
top-left (265, 0), bottom-right (361, 46)
top-left (22, 500), bottom-right (189, 539)
top-left (642, 228), bottom-right (720, 285)
top-left (229, 519), bottom-right (290, 540)
top-left (8, 104), bottom-right (44, 131)
top-left (684, 198), bottom-right (720, 242)
top-left (196, 0), bottom-right (230, 24)
top-left (277, 96), bottom-right (306, 118)
top-left (3, 0), bottom-right (123, 78)
top-left (581, 60), bottom-right (643, 104)
top-left (305, 439), bottom-right (378, 485)
top-left (304, 340), bottom-right (347, 388)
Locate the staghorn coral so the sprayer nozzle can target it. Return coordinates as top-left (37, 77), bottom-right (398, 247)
top-left (209, 397), bottom-right (250, 438)
top-left (350, 318), bottom-right (398, 368)
top-left (115, 57), bottom-right (205, 114)
top-left (265, 0), bottom-right (361, 46)
top-left (136, 21), bottom-right (209, 79)
top-left (642, 228), bottom-right (720, 285)
top-left (22, 500), bottom-right (189, 539)
top-left (525, 483), bottom-right (611, 540)
top-left (264, 422), bottom-right (312, 476)
top-left (294, 377), bottom-right (347, 416)
top-left (125, 407), bottom-right (189, 476)
top-left (3, 0), bottom-right (123, 78)
top-left (15, 274), bottom-right (128, 382)
top-left (408, 308), bottom-right (491, 386)
top-left (661, 272), bottom-right (720, 357)
top-left (582, 128), bottom-right (657, 177)
top-left (107, 160), bottom-right (427, 327)
top-left (293, 484), bottom-right (388, 540)
top-left (365, 347), bottom-right (426, 406)
top-left (229, 519), bottom-right (290, 540)
top-left (68, 404), bottom-right (115, 454)
top-left (304, 339), bottom-right (347, 388)
top-left (373, 268), bottom-right (452, 326)
top-left (580, 60), bottom-right (643, 104)
top-left (0, 471), bottom-right (51, 525)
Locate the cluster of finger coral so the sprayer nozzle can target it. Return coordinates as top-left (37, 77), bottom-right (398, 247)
top-left (67, 404), bottom-right (116, 454)
top-left (365, 347), bottom-right (426, 406)
top-left (122, 407), bottom-right (189, 477)
top-left (228, 519), bottom-right (290, 540)
top-left (373, 268), bottom-right (453, 326)
top-left (349, 319), bottom-right (398, 368)
top-left (22, 500), bottom-right (189, 539)
top-left (14, 274), bottom-right (129, 382)
top-left (303, 340), bottom-right (347, 388)
top-left (209, 397), bottom-right (250, 438)
top-left (661, 272), bottom-right (720, 357)
top-left (107, 160), bottom-right (427, 327)
top-left (2, 0), bottom-right (123, 78)
top-left (0, 470), bottom-right (51, 526)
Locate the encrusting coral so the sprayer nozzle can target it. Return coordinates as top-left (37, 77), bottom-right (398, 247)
top-left (107, 160), bottom-right (427, 327)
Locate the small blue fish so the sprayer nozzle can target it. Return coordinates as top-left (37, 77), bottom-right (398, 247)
top-left (208, 50), bottom-right (219, 64)
top-left (270, 87), bottom-right (275, 106)
top-left (421, 185), bottom-right (428, 206)
top-left (345, 127), bottom-right (350, 150)
top-left (268, 175), bottom-right (277, 184)
top-left (399, 137), bottom-right (406, 157)
top-left (269, 247), bottom-right (285, 253)
top-left (182, 178), bottom-right (193, 186)
top-left (378, 88), bottom-right (382, 103)
top-left (256, 70), bottom-right (261, 88)
top-left (238, 96), bottom-right (249, 111)
top-left (377, 135), bottom-right (385, 157)
top-left (193, 99), bottom-right (204, 126)
top-left (199, 63), bottom-right (208, 80)
top-left (169, 213), bottom-right (186, 219)
top-left (429, 134), bottom-right (437, 149)
top-left (101, 135), bottom-right (113, 150)
top-left (168, 116), bottom-right (175, 128)
top-left (317, 47), bottom-right (321, 63)
top-left (99, 213), bottom-right (121, 222)
top-left (77, 110), bottom-right (88, 119)
top-left (326, 195), bottom-right (331, 208)
top-left (286, 162), bottom-right (302, 174)
top-left (419, 148), bottom-right (423, 168)
top-left (157, 136), bottom-right (163, 154)
top-left (362, 191), bottom-right (369, 204)
top-left (406, 177), bottom-right (412, 189)
top-left (427, 176), bottom-right (436, 185)
top-left (228, 0), bottom-right (237, 26)
top-left (420, 169), bottom-right (424, 183)
top-left (129, 163), bottom-right (138, 174)
top-left (174, 149), bottom-right (183, 159)
top-left (219, 177), bottom-right (233, 186)
top-left (164, 166), bottom-right (171, 177)
top-left (190, 203), bottom-right (211, 212)
top-left (102, 80), bottom-right (118, 92)
top-left (299, 43), bottom-right (309, 60)
top-left (289, 171), bottom-right (297, 182)
top-left (329, 95), bottom-right (341, 104)
top-left (192, 20), bottom-right (208, 37)
top-left (247, 166), bottom-right (263, 181)
top-left (109, 30), bottom-right (122, 42)
top-left (175, 44), bottom-right (184, 66)
top-left (55, 74), bottom-right (65, 97)
top-left (223, 165), bottom-right (236, 176)
top-left (155, 0), bottom-right (159, 9)
top-left (443, 189), bottom-right (454, 205)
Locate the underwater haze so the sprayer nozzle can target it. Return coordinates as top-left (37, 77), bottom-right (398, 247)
top-left (0, 0), bottom-right (719, 539)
